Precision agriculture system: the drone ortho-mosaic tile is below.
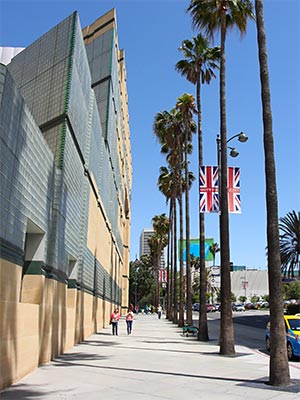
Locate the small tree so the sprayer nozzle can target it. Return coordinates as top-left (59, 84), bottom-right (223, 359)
top-left (289, 281), bottom-right (300, 300)
top-left (129, 256), bottom-right (155, 306)
top-left (262, 294), bottom-right (270, 302)
top-left (282, 284), bottom-right (290, 300)
top-left (250, 294), bottom-right (260, 304)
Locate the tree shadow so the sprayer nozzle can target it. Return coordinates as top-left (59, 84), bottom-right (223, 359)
top-left (0, 384), bottom-right (58, 400)
top-left (53, 352), bottom-right (110, 363)
top-left (75, 339), bottom-right (118, 346)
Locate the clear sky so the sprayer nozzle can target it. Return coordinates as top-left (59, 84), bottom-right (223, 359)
top-left (0, 0), bottom-right (299, 270)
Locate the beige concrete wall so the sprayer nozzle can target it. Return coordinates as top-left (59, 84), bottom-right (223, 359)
top-left (86, 178), bottom-right (112, 272)
top-left (0, 260), bottom-right (113, 390)
top-left (0, 260), bottom-right (39, 388)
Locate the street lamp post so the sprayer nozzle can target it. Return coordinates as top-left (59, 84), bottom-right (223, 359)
top-left (216, 132), bottom-right (248, 190)
top-left (216, 131), bottom-right (248, 352)
top-left (216, 131), bottom-right (248, 209)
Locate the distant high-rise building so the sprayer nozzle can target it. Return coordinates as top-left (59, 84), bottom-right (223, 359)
top-left (139, 229), bottom-right (165, 268)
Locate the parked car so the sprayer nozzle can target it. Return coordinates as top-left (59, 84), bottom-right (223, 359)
top-left (257, 301), bottom-right (269, 308)
top-left (265, 315), bottom-right (300, 361)
top-left (206, 303), bottom-right (216, 312)
top-left (232, 302), bottom-right (245, 312)
top-left (214, 303), bottom-right (221, 311)
top-left (192, 303), bottom-right (200, 312)
top-left (245, 302), bottom-right (258, 310)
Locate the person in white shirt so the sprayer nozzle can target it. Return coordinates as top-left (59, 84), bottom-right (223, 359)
top-left (157, 304), bottom-right (162, 319)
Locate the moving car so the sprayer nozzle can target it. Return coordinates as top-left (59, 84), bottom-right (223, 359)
top-left (266, 315), bottom-right (300, 361)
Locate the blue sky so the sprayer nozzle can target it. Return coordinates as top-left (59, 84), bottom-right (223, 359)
top-left (1, 0), bottom-right (299, 269)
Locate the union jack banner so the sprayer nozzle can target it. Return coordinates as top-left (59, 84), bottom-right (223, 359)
top-left (159, 269), bottom-right (168, 283)
top-left (200, 166), bottom-right (219, 213)
top-left (227, 166), bottom-right (241, 213)
top-left (200, 166), bottom-right (241, 214)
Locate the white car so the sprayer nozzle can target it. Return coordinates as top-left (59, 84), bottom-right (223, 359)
top-left (232, 303), bottom-right (245, 312)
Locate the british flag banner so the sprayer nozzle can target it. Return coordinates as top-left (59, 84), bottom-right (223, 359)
top-left (200, 166), bottom-right (241, 214)
top-left (200, 166), bottom-right (219, 213)
top-left (227, 166), bottom-right (241, 213)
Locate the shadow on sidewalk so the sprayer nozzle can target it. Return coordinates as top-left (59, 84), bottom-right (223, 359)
top-left (0, 385), bottom-right (57, 400)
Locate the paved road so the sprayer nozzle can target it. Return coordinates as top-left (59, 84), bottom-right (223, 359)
top-left (1, 313), bottom-right (299, 400)
top-left (201, 310), bottom-right (299, 368)
top-left (204, 310), bottom-right (270, 349)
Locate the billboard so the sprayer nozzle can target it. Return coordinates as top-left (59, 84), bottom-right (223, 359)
top-left (181, 238), bottom-right (214, 262)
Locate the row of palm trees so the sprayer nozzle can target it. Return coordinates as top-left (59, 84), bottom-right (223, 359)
top-left (154, 94), bottom-right (196, 326)
top-left (150, 0), bottom-right (291, 387)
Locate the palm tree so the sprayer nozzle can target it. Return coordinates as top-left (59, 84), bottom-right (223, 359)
top-left (154, 109), bottom-right (184, 323)
top-left (158, 165), bottom-right (185, 323)
top-left (209, 242), bottom-right (220, 267)
top-left (178, 170), bottom-right (196, 326)
top-left (176, 93), bottom-right (197, 325)
top-left (158, 166), bottom-right (175, 319)
top-left (279, 210), bottom-right (300, 279)
top-left (255, 0), bottom-right (290, 386)
top-left (209, 242), bottom-right (220, 303)
top-left (149, 214), bottom-right (169, 307)
top-left (187, 0), bottom-right (254, 355)
top-left (191, 257), bottom-right (212, 301)
top-left (176, 33), bottom-right (220, 341)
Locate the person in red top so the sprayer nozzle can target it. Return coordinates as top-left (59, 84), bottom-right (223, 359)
top-left (110, 308), bottom-right (121, 335)
top-left (125, 308), bottom-right (134, 335)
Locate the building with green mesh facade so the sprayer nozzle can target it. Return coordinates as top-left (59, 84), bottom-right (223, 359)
top-left (0, 9), bottom-right (131, 389)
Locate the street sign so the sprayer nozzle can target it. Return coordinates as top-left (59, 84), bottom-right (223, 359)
top-left (211, 275), bottom-right (220, 288)
top-left (211, 266), bottom-right (220, 276)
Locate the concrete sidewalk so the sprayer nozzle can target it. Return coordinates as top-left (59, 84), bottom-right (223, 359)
top-left (1, 313), bottom-right (299, 399)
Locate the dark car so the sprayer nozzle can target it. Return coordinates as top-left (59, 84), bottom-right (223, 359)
top-left (245, 302), bottom-right (258, 310)
top-left (192, 303), bottom-right (200, 312)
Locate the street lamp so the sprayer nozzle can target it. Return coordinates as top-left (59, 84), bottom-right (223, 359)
top-left (216, 131), bottom-right (248, 350)
top-left (216, 132), bottom-right (248, 195)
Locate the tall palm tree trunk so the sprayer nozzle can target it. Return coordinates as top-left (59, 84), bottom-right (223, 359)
top-left (169, 199), bottom-right (174, 321)
top-left (178, 195), bottom-right (185, 326)
top-left (154, 252), bottom-right (159, 307)
top-left (185, 144), bottom-right (192, 325)
top-left (255, 0), bottom-right (290, 386)
top-left (173, 200), bottom-right (178, 324)
top-left (166, 201), bottom-right (173, 319)
top-left (219, 10), bottom-right (235, 356)
top-left (197, 78), bottom-right (209, 341)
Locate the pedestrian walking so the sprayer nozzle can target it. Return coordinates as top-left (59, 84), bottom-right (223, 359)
top-left (157, 303), bottom-right (162, 319)
top-left (125, 307), bottom-right (134, 334)
top-left (110, 308), bottom-right (120, 335)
